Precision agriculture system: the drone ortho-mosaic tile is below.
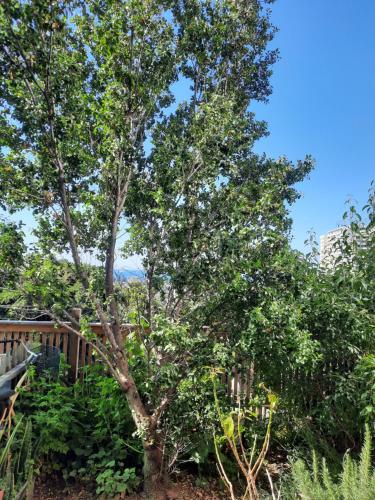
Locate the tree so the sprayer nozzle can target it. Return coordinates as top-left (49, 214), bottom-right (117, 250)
top-left (233, 191), bottom-right (375, 452)
top-left (0, 0), bottom-right (312, 496)
top-left (0, 219), bottom-right (25, 291)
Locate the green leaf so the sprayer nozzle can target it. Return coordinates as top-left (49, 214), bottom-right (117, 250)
top-left (222, 415), bottom-right (234, 439)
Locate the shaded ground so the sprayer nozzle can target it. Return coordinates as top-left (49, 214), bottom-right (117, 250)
top-left (33, 474), bottom-right (227, 499)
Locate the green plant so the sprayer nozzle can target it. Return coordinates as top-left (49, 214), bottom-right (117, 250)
top-left (353, 354), bottom-right (375, 421)
top-left (0, 219), bottom-right (25, 292)
top-left (96, 465), bottom-right (140, 497)
top-left (19, 366), bottom-right (80, 456)
top-left (17, 364), bottom-right (142, 489)
top-left (211, 370), bottom-right (278, 500)
top-left (0, 416), bottom-right (36, 500)
top-left (290, 425), bottom-right (375, 500)
top-left (0, 0), bottom-right (313, 494)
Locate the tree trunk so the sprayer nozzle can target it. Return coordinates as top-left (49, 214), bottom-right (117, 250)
top-left (119, 377), bottom-right (168, 499)
top-left (143, 441), bottom-right (168, 500)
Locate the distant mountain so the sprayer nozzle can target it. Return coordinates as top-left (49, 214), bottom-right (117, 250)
top-left (114, 269), bottom-right (145, 282)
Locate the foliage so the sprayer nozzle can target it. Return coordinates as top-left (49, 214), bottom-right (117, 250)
top-left (96, 466), bottom-right (140, 497)
top-left (0, 255), bottom-right (106, 320)
top-left (353, 354), bottom-right (375, 421)
top-left (221, 193), bottom-right (375, 453)
top-left (1, 0), bottom-right (373, 495)
top-left (290, 425), bottom-right (375, 500)
top-left (0, 219), bottom-right (25, 293)
top-left (20, 366), bottom-right (79, 456)
top-left (211, 369), bottom-right (278, 500)
top-left (0, 3), bottom-right (304, 492)
top-left (17, 364), bottom-right (142, 496)
top-left (0, 416), bottom-right (36, 500)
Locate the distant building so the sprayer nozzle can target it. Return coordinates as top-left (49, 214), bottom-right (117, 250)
top-left (320, 225), bottom-right (370, 268)
top-left (320, 227), bottom-right (347, 268)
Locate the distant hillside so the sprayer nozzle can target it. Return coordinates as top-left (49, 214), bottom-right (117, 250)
top-left (114, 269), bottom-right (145, 282)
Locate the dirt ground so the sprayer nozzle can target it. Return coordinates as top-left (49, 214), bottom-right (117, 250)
top-left (33, 474), bottom-right (228, 500)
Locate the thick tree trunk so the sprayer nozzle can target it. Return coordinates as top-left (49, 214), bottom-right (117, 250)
top-left (119, 376), bottom-right (168, 499)
top-left (143, 441), bottom-right (168, 500)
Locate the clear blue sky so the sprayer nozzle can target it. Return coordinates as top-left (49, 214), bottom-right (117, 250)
top-left (253, 0), bottom-right (375, 250)
top-left (6, 0), bottom-right (375, 262)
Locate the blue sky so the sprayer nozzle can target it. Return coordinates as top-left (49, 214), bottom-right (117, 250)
top-left (5, 0), bottom-right (374, 264)
top-left (252, 0), bottom-right (375, 250)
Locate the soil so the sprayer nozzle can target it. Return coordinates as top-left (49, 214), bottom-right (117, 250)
top-left (33, 474), bottom-right (228, 500)
top-left (33, 477), bottom-right (94, 500)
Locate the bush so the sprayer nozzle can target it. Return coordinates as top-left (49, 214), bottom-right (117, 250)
top-left (17, 364), bottom-right (142, 496)
top-left (290, 425), bottom-right (375, 499)
top-left (96, 466), bottom-right (140, 496)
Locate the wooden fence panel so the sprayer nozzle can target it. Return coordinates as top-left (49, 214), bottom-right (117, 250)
top-left (0, 320), bottom-right (254, 399)
top-left (2, 320), bottom-right (337, 411)
top-left (0, 332), bottom-right (5, 354)
top-left (0, 320), bottom-right (139, 382)
top-left (87, 344), bottom-right (93, 367)
top-left (62, 332), bottom-right (68, 359)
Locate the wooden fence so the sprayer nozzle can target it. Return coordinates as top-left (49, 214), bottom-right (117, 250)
top-left (0, 319), bottom-right (132, 382)
top-left (0, 318), bottom-right (257, 404)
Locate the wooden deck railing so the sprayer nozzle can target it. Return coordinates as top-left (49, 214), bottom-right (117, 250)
top-left (0, 319), bottom-right (255, 403)
top-left (0, 320), bottom-right (137, 381)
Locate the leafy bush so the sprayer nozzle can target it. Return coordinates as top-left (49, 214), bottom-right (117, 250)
top-left (96, 466), bottom-right (140, 496)
top-left (353, 354), bottom-right (375, 421)
top-left (17, 364), bottom-right (142, 495)
top-left (290, 425), bottom-right (375, 499)
top-left (21, 369), bottom-right (79, 456)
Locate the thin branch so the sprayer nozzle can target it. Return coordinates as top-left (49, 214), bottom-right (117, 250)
top-left (214, 436), bottom-right (236, 500)
top-left (45, 310), bottom-right (122, 381)
top-left (150, 390), bottom-right (175, 430)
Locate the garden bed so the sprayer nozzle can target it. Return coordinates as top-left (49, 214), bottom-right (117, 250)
top-left (34, 474), bottom-right (227, 500)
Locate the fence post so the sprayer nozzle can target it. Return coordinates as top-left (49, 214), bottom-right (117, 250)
top-left (68, 308), bottom-right (81, 382)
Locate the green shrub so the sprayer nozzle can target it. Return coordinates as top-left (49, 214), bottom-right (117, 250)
top-left (96, 466), bottom-right (140, 496)
top-left (290, 425), bottom-right (375, 499)
top-left (17, 363), bottom-right (142, 494)
top-left (354, 354), bottom-right (375, 421)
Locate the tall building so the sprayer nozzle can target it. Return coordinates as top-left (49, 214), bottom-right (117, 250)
top-left (320, 227), bottom-right (347, 268)
top-left (320, 225), bottom-right (370, 268)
